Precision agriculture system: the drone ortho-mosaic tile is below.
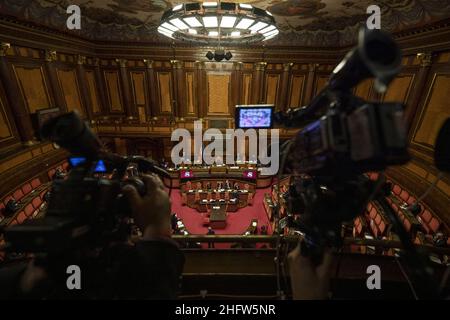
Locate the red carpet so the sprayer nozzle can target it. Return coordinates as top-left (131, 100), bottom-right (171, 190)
top-left (170, 187), bottom-right (273, 236)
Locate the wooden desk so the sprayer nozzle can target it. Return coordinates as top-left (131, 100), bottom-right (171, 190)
top-left (210, 205), bottom-right (227, 229)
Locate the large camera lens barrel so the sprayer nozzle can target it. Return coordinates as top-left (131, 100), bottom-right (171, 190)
top-left (328, 28), bottom-right (401, 92)
top-left (40, 111), bottom-right (101, 158)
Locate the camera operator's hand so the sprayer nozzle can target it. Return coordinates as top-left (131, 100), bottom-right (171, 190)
top-left (123, 174), bottom-right (172, 239)
top-left (288, 242), bottom-right (334, 300)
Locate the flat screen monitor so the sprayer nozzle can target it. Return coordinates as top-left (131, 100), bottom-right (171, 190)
top-left (235, 105), bottom-right (274, 129)
top-left (180, 169), bottom-right (193, 179)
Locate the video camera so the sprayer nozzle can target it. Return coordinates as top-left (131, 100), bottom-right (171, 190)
top-left (274, 28), bottom-right (410, 244)
top-left (4, 112), bottom-right (170, 254)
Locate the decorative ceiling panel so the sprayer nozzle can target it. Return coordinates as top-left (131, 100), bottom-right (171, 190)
top-left (0, 0), bottom-right (449, 47)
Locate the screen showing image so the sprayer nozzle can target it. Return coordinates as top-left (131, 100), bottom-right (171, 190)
top-left (236, 106), bottom-right (273, 129)
top-left (180, 170), bottom-right (193, 179)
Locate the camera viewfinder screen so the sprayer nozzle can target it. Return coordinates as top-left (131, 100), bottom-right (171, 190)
top-left (94, 160), bottom-right (107, 173)
top-left (236, 106), bottom-right (273, 129)
top-left (69, 157), bottom-right (86, 167)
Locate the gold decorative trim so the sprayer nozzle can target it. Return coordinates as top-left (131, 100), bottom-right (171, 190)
top-left (255, 61), bottom-right (267, 71)
top-left (0, 43), bottom-right (11, 56)
top-left (115, 58), bottom-right (127, 68)
top-left (283, 63), bottom-right (293, 72)
top-left (143, 59), bottom-right (153, 69)
top-left (44, 49), bottom-right (56, 62)
top-left (77, 54), bottom-right (86, 65)
top-left (416, 53), bottom-right (433, 67)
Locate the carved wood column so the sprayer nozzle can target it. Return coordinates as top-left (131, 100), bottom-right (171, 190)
top-left (116, 58), bottom-right (135, 119)
top-left (171, 59), bottom-right (184, 118)
top-left (405, 53), bottom-right (434, 133)
top-left (278, 63), bottom-right (292, 111)
top-left (75, 55), bottom-right (93, 120)
top-left (303, 63), bottom-right (318, 105)
top-left (195, 61), bottom-right (206, 118)
top-left (44, 50), bottom-right (66, 111)
top-left (0, 43), bottom-right (35, 144)
top-left (93, 58), bottom-right (108, 116)
top-left (231, 62), bottom-right (243, 108)
top-left (252, 62), bottom-right (266, 104)
top-left (144, 59), bottom-right (156, 119)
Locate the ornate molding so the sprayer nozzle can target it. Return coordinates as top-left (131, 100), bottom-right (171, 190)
top-left (283, 62), bottom-right (293, 72)
top-left (416, 52), bottom-right (433, 67)
top-left (143, 59), bottom-right (153, 69)
top-left (115, 58), bottom-right (127, 68)
top-left (77, 54), bottom-right (86, 65)
top-left (170, 59), bottom-right (183, 69)
top-left (255, 61), bottom-right (267, 71)
top-left (0, 43), bottom-right (11, 56)
top-left (45, 49), bottom-right (57, 62)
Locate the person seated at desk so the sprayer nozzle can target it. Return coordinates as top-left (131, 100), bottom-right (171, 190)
top-left (233, 182), bottom-right (240, 190)
top-left (225, 180), bottom-right (232, 190)
top-left (217, 181), bottom-right (224, 190)
top-left (205, 182), bottom-right (212, 190)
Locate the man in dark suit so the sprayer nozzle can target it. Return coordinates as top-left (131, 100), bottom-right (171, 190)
top-left (225, 180), bottom-right (232, 190)
top-left (217, 181), bottom-right (223, 190)
top-left (207, 227), bottom-right (215, 248)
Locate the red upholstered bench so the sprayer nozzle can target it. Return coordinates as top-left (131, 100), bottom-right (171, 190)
top-left (31, 178), bottom-right (41, 189)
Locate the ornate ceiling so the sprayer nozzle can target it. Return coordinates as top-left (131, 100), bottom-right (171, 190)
top-left (0, 0), bottom-right (449, 47)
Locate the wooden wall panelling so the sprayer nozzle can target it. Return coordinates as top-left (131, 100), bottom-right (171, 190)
top-left (206, 72), bottom-right (231, 117)
top-left (144, 59), bottom-right (156, 119)
top-left (251, 62), bottom-right (266, 104)
top-left (405, 53), bottom-right (436, 132)
top-left (411, 65), bottom-right (450, 151)
top-left (354, 79), bottom-right (374, 100)
top-left (84, 68), bottom-right (102, 115)
top-left (195, 61), bottom-right (206, 119)
top-left (0, 44), bottom-right (34, 143)
top-left (129, 69), bottom-right (148, 123)
top-left (231, 62), bottom-right (242, 110)
top-left (44, 50), bottom-right (67, 111)
top-left (55, 66), bottom-right (86, 117)
top-left (13, 64), bottom-right (53, 114)
top-left (0, 80), bottom-right (20, 149)
top-left (277, 63), bottom-right (292, 111)
top-left (302, 63), bottom-right (318, 105)
top-left (171, 60), bottom-right (185, 118)
top-left (103, 65), bottom-right (125, 114)
top-left (241, 72), bottom-right (253, 105)
top-left (75, 55), bottom-right (93, 119)
top-left (116, 59), bottom-right (135, 118)
top-left (382, 73), bottom-right (415, 105)
top-left (185, 69), bottom-right (197, 117)
top-left (264, 69), bottom-right (281, 107)
top-left (92, 58), bottom-right (108, 116)
top-left (287, 65), bottom-right (307, 108)
top-left (156, 68), bottom-right (173, 116)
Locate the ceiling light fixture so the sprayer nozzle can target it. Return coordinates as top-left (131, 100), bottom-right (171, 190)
top-left (158, 2), bottom-right (278, 45)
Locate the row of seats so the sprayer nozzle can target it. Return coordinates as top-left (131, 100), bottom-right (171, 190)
top-left (366, 172), bottom-right (449, 248)
top-left (8, 191), bottom-right (47, 226)
top-left (47, 161), bottom-right (70, 180)
top-left (1, 178), bottom-right (42, 206)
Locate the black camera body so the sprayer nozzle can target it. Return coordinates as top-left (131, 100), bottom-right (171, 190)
top-left (276, 28), bottom-right (410, 243)
top-left (4, 112), bottom-right (168, 254)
